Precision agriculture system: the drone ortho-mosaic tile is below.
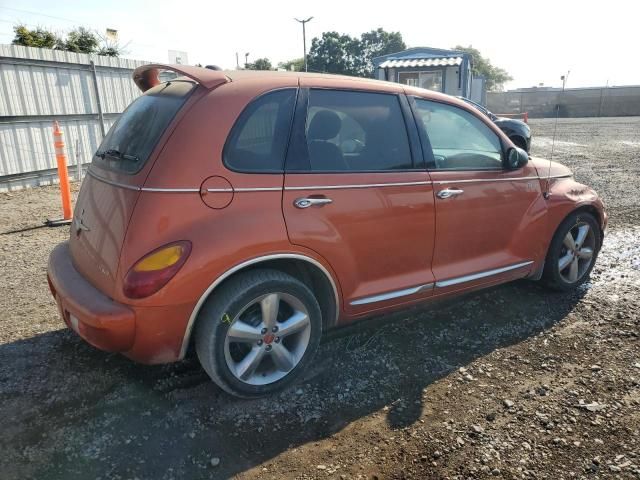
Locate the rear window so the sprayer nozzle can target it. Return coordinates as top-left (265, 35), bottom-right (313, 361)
top-left (92, 80), bottom-right (195, 174)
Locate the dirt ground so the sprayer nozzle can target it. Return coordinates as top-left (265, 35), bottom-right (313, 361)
top-left (0, 117), bottom-right (639, 480)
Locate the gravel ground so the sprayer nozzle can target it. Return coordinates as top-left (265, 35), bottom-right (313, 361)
top-left (0, 117), bottom-right (639, 480)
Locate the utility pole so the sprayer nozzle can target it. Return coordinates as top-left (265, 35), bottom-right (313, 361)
top-left (236, 52), bottom-right (239, 69)
top-left (244, 52), bottom-right (250, 69)
top-left (295, 16), bottom-right (313, 72)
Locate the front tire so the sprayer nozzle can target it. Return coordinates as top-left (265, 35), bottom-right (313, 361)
top-left (542, 211), bottom-right (601, 291)
top-left (195, 269), bottom-right (322, 398)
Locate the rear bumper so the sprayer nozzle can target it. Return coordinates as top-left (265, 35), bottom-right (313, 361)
top-left (48, 242), bottom-right (135, 353)
top-left (47, 242), bottom-right (194, 364)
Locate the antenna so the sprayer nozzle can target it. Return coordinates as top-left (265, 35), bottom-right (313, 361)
top-left (545, 70), bottom-right (569, 198)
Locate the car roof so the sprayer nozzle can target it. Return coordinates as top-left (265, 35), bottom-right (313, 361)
top-left (133, 63), bottom-right (459, 103)
top-left (226, 70), bottom-right (476, 114)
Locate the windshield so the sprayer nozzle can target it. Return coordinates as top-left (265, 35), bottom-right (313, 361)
top-left (92, 80), bottom-right (196, 174)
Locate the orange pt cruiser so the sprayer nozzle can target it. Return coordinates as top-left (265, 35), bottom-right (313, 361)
top-left (47, 64), bottom-right (606, 397)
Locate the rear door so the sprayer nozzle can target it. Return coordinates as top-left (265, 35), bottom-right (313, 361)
top-left (69, 80), bottom-right (197, 296)
top-left (410, 97), bottom-right (542, 294)
top-left (282, 86), bottom-right (436, 316)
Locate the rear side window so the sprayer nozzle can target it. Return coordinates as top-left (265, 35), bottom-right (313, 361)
top-left (300, 89), bottom-right (413, 172)
top-left (93, 80), bottom-right (195, 174)
top-left (224, 89), bottom-right (296, 172)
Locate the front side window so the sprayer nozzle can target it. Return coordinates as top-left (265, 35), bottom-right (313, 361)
top-left (302, 89), bottom-right (413, 172)
top-left (224, 89), bottom-right (296, 172)
top-left (415, 99), bottom-right (503, 170)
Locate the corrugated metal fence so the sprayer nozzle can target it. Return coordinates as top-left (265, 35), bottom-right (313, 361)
top-left (487, 86), bottom-right (640, 119)
top-left (0, 44), bottom-right (149, 191)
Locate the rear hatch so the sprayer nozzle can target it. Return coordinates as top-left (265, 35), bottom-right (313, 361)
top-left (69, 80), bottom-right (197, 298)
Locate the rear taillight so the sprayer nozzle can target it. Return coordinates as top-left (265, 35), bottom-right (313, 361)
top-left (123, 241), bottom-right (191, 299)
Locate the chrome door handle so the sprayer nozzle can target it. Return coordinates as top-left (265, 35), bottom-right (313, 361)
top-left (294, 197), bottom-right (333, 209)
top-left (437, 188), bottom-right (464, 199)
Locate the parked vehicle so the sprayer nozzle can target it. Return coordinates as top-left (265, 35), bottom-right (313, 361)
top-left (47, 65), bottom-right (606, 398)
top-left (458, 97), bottom-right (532, 152)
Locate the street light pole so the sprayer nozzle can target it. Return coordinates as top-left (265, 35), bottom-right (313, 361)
top-left (295, 16), bottom-right (313, 72)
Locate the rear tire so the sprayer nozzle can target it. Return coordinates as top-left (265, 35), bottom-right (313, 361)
top-left (195, 269), bottom-right (322, 398)
top-left (541, 211), bottom-right (601, 291)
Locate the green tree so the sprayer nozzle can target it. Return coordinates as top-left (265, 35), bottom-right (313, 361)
top-left (97, 46), bottom-right (120, 57)
top-left (11, 24), bottom-right (123, 57)
top-left (64, 27), bottom-right (99, 54)
top-left (453, 45), bottom-right (513, 91)
top-left (278, 57), bottom-right (304, 72)
top-left (12, 25), bottom-right (60, 49)
top-left (246, 58), bottom-right (273, 70)
top-left (359, 28), bottom-right (406, 77)
top-left (307, 31), bottom-right (361, 76)
top-left (96, 32), bottom-right (127, 57)
top-left (307, 29), bottom-right (406, 78)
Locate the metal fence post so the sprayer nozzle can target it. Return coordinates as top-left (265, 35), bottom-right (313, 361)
top-left (75, 137), bottom-right (83, 182)
top-left (90, 60), bottom-right (106, 138)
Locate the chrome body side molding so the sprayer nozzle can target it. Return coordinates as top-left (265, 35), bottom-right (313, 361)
top-left (285, 181), bottom-right (431, 191)
top-left (431, 176), bottom-right (540, 185)
top-left (179, 254), bottom-right (340, 359)
top-left (435, 261), bottom-right (534, 288)
top-left (87, 169), bottom-right (141, 191)
top-left (349, 260), bottom-right (533, 306)
top-left (89, 169), bottom-right (572, 194)
top-left (350, 283), bottom-right (434, 306)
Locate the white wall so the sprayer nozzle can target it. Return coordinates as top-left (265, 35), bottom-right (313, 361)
top-left (444, 66), bottom-right (462, 96)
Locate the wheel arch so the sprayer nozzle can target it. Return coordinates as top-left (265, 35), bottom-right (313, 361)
top-left (179, 254), bottom-right (340, 359)
top-left (531, 203), bottom-right (604, 282)
top-left (556, 203), bottom-right (604, 246)
top-left (572, 204), bottom-right (604, 232)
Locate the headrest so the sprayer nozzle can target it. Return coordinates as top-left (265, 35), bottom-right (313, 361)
top-left (308, 110), bottom-right (341, 141)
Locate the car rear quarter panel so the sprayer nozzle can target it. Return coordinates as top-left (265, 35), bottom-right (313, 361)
top-left (116, 76), bottom-right (303, 306)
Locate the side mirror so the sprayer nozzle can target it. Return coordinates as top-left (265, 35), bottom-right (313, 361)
top-left (506, 147), bottom-right (528, 169)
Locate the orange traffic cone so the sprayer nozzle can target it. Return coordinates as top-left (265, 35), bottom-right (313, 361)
top-left (46, 121), bottom-right (73, 226)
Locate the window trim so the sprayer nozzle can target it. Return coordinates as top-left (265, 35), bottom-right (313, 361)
top-left (410, 96), bottom-right (508, 172)
top-left (285, 87), bottom-right (424, 174)
top-left (222, 87), bottom-right (299, 174)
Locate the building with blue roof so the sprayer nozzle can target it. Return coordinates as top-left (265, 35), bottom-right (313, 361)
top-left (372, 47), bottom-right (484, 102)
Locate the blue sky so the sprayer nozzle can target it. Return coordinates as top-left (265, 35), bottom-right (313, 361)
top-left (0, 0), bottom-right (636, 89)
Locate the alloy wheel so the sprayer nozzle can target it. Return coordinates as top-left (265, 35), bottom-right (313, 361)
top-left (223, 292), bottom-right (311, 385)
top-left (557, 221), bottom-right (596, 283)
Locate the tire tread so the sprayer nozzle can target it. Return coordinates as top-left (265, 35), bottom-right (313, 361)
top-left (195, 269), bottom-right (321, 398)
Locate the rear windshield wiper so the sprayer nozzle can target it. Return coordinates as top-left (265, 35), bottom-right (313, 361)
top-left (96, 149), bottom-right (139, 162)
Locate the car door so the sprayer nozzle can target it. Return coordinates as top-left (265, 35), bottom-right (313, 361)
top-left (410, 97), bottom-right (546, 295)
top-left (282, 86), bottom-right (436, 317)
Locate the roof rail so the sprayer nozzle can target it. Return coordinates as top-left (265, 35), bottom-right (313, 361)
top-left (132, 63), bottom-right (231, 92)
